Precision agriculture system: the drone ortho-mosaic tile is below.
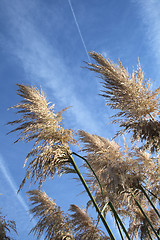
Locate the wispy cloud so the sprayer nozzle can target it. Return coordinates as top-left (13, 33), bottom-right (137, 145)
top-left (135, 0), bottom-right (160, 66)
top-left (0, 0), bottom-right (113, 135)
top-left (0, 154), bottom-right (31, 217)
top-left (0, 154), bottom-right (45, 239)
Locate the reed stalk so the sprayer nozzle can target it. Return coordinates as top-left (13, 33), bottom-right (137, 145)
top-left (131, 192), bottom-right (160, 239)
top-left (68, 153), bottom-right (116, 240)
top-left (140, 185), bottom-right (160, 219)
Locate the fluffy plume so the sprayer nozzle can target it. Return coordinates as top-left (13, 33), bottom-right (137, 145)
top-left (128, 208), bottom-right (159, 240)
top-left (27, 190), bottom-right (74, 240)
top-left (0, 210), bottom-right (17, 239)
top-left (86, 52), bottom-right (160, 152)
top-left (78, 130), bottom-right (160, 238)
top-left (8, 84), bottom-right (77, 190)
top-left (69, 204), bottom-right (109, 240)
top-left (78, 130), bottom-right (128, 209)
top-left (124, 119), bottom-right (160, 152)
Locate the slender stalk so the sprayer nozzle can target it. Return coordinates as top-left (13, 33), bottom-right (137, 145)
top-left (147, 227), bottom-right (154, 240)
top-left (72, 152), bottom-right (105, 204)
top-left (149, 113), bottom-right (155, 121)
top-left (140, 185), bottom-right (160, 218)
top-left (115, 217), bottom-right (125, 240)
top-left (142, 185), bottom-right (160, 200)
top-left (68, 154), bottom-right (116, 240)
top-left (108, 202), bottom-right (131, 240)
top-left (101, 202), bottom-right (108, 216)
top-left (131, 193), bottom-right (160, 239)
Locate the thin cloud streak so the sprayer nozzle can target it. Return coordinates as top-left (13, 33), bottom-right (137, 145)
top-left (0, 155), bottom-right (31, 217)
top-left (0, 154), bottom-right (42, 239)
top-left (2, 0), bottom-right (106, 135)
top-left (136, 0), bottom-right (160, 66)
top-left (68, 0), bottom-right (90, 61)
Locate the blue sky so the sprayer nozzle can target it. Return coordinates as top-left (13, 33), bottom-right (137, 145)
top-left (0, 0), bottom-right (160, 239)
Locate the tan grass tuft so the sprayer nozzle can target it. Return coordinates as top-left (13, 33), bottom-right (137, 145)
top-left (86, 52), bottom-right (160, 152)
top-left (128, 208), bottom-right (159, 240)
top-left (27, 190), bottom-right (74, 240)
top-left (0, 210), bottom-right (17, 238)
top-left (8, 84), bottom-right (77, 190)
top-left (123, 119), bottom-right (160, 152)
top-left (87, 52), bottom-right (160, 121)
top-left (78, 130), bottom-right (127, 209)
top-left (69, 204), bottom-right (109, 240)
top-left (78, 130), bottom-right (160, 239)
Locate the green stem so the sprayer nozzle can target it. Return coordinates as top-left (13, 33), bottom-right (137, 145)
top-left (101, 202), bottom-right (108, 216)
top-left (147, 227), bottom-right (154, 240)
top-left (140, 185), bottom-right (160, 218)
top-left (108, 202), bottom-right (131, 240)
top-left (142, 185), bottom-right (160, 200)
top-left (115, 217), bottom-right (125, 240)
top-left (72, 152), bottom-right (105, 204)
top-left (131, 193), bottom-right (160, 239)
top-left (68, 154), bottom-right (116, 240)
top-left (149, 113), bottom-right (155, 121)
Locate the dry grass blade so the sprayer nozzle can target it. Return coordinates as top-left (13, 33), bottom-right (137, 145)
top-left (69, 204), bottom-right (109, 240)
top-left (27, 190), bottom-right (74, 240)
top-left (8, 84), bottom-right (78, 190)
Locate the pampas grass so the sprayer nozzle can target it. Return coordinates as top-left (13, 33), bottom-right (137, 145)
top-left (78, 130), bottom-right (160, 238)
top-left (27, 190), bottom-right (74, 240)
top-left (8, 84), bottom-right (77, 190)
top-left (7, 51), bottom-right (160, 239)
top-left (69, 204), bottom-right (109, 240)
top-left (86, 52), bottom-right (160, 152)
top-left (0, 210), bottom-right (17, 239)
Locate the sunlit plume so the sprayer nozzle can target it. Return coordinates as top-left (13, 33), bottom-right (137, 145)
top-left (8, 84), bottom-right (77, 191)
top-left (78, 130), bottom-right (160, 237)
top-left (86, 52), bottom-right (160, 152)
top-left (69, 204), bottom-right (108, 240)
top-left (27, 190), bottom-right (74, 240)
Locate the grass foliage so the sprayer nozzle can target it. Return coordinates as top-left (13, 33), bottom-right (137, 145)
top-left (5, 52), bottom-right (160, 239)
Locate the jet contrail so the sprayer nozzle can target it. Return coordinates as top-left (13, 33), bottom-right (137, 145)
top-left (68, 0), bottom-right (90, 61)
top-left (0, 155), bottom-right (32, 220)
top-left (0, 154), bottom-right (45, 238)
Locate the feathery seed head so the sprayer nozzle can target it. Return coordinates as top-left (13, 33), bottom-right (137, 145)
top-left (0, 211), bottom-right (17, 238)
top-left (78, 129), bottom-right (160, 236)
top-left (69, 204), bottom-right (108, 240)
top-left (78, 130), bottom-right (128, 210)
top-left (27, 190), bottom-right (74, 240)
top-left (86, 52), bottom-right (160, 152)
top-left (87, 52), bottom-right (160, 121)
top-left (8, 84), bottom-right (77, 190)
top-left (124, 119), bottom-right (160, 152)
top-left (128, 208), bottom-right (159, 240)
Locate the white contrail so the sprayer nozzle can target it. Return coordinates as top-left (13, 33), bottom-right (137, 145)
top-left (135, 0), bottom-right (160, 69)
top-left (0, 155), bottom-right (46, 239)
top-left (0, 155), bottom-right (34, 222)
top-left (68, 0), bottom-right (90, 61)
